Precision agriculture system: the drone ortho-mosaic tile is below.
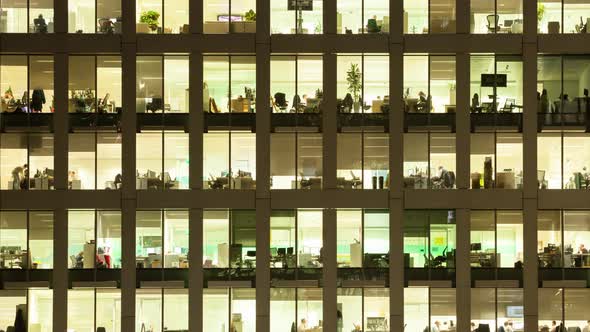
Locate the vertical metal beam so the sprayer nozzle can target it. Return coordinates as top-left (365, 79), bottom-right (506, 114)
top-left (323, 53), bottom-right (337, 190)
top-left (121, 199), bottom-right (136, 332)
top-left (389, 199), bottom-right (404, 331)
top-left (256, 200), bottom-right (271, 332)
top-left (322, 208), bottom-right (337, 332)
top-left (256, 0), bottom-right (271, 41)
top-left (256, 45), bottom-right (271, 198)
top-left (52, 208), bottom-right (68, 332)
top-left (189, 0), bottom-right (203, 34)
top-left (455, 208), bottom-right (471, 332)
top-left (523, 44), bottom-right (538, 199)
top-left (121, 44), bottom-right (137, 198)
top-left (523, 199), bottom-right (538, 331)
top-left (456, 0), bottom-right (470, 34)
top-left (53, 53), bottom-right (68, 190)
top-left (389, 44), bottom-right (404, 196)
top-left (52, 0), bottom-right (67, 33)
top-left (121, 0), bottom-right (136, 41)
top-left (189, 52), bottom-right (204, 190)
top-left (189, 208), bottom-right (203, 332)
top-left (456, 52), bottom-right (470, 190)
top-left (323, 0), bottom-right (336, 35)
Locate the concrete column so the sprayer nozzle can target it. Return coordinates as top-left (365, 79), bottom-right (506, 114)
top-left (455, 52), bottom-right (470, 190)
top-left (523, 199), bottom-right (538, 331)
top-left (389, 44), bottom-right (404, 195)
top-left (389, 0), bottom-right (403, 39)
top-left (189, 52), bottom-right (204, 190)
top-left (189, 208), bottom-right (203, 332)
top-left (121, 0), bottom-right (136, 41)
top-left (523, 0), bottom-right (537, 41)
top-left (256, 201), bottom-right (271, 332)
top-left (52, 208), bottom-right (68, 332)
top-left (53, 53), bottom-right (68, 190)
top-left (256, 44), bottom-right (271, 197)
top-left (323, 0), bottom-right (336, 35)
top-left (522, 44), bottom-right (538, 199)
top-left (322, 208), bottom-right (337, 332)
top-left (189, 0), bottom-right (203, 34)
top-left (455, 209), bottom-right (471, 331)
top-left (389, 199), bottom-right (404, 331)
top-left (121, 44), bottom-right (137, 198)
top-left (52, 0), bottom-right (67, 33)
top-left (256, 0), bottom-right (270, 41)
top-left (456, 0), bottom-right (470, 34)
top-left (121, 199), bottom-right (136, 332)
top-left (323, 53), bottom-right (337, 190)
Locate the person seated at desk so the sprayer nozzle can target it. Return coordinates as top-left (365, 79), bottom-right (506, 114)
top-left (297, 318), bottom-right (308, 332)
top-left (579, 244), bottom-right (588, 254)
top-left (582, 320), bottom-right (590, 332)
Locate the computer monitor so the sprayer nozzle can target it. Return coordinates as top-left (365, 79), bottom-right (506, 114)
top-left (277, 248), bottom-right (286, 256)
top-left (287, 247), bottom-right (294, 255)
top-left (288, 0), bottom-right (313, 10)
top-left (470, 243), bottom-right (482, 251)
top-left (270, 247), bottom-right (278, 256)
top-left (477, 324), bottom-right (491, 332)
top-left (246, 250), bottom-right (256, 257)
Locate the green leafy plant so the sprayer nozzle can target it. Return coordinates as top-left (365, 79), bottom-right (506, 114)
top-left (346, 63), bottom-right (362, 102)
top-left (315, 89), bottom-right (323, 99)
top-left (245, 9), bottom-right (256, 22)
top-left (537, 3), bottom-right (545, 23)
top-left (140, 10), bottom-right (160, 31)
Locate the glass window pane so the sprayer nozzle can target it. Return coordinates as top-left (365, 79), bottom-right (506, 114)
top-left (0, 134), bottom-right (28, 190)
top-left (164, 56), bottom-right (189, 113)
top-left (405, 0), bottom-right (428, 34)
top-left (68, 0), bottom-right (95, 33)
top-left (538, 211), bottom-right (562, 268)
top-left (97, 210), bottom-right (122, 268)
top-left (270, 133), bottom-right (296, 189)
top-left (28, 134), bottom-right (54, 190)
top-left (297, 133), bottom-right (322, 189)
top-left (470, 133), bottom-right (495, 189)
top-left (430, 56), bottom-right (456, 114)
top-left (136, 56), bottom-right (163, 113)
top-left (1, 56), bottom-right (28, 111)
top-left (203, 288), bottom-right (229, 331)
top-left (297, 288), bottom-right (323, 329)
top-left (29, 211), bottom-right (53, 268)
top-left (136, 289), bottom-right (162, 332)
top-left (430, 211), bottom-right (456, 268)
top-left (364, 210), bottom-right (389, 267)
top-left (30, 0), bottom-right (54, 33)
top-left (404, 210), bottom-right (428, 268)
top-left (97, 56), bottom-right (122, 112)
top-left (565, 288), bottom-right (590, 329)
top-left (270, 210), bottom-right (296, 268)
top-left (470, 210), bottom-right (496, 267)
top-left (364, 288), bottom-right (389, 331)
top-left (430, 133), bottom-right (456, 189)
top-left (137, 132), bottom-right (162, 189)
top-left (404, 55), bottom-right (429, 112)
top-left (0, 1), bottom-right (28, 32)
top-left (97, 0), bottom-right (122, 34)
top-left (69, 134), bottom-right (96, 189)
top-left (404, 287), bottom-right (429, 330)
top-left (232, 289), bottom-right (256, 332)
top-left (136, 0), bottom-right (162, 33)
top-left (203, 210), bottom-right (229, 268)
top-left (537, 56), bottom-right (561, 114)
top-left (0, 211), bottom-right (27, 269)
top-left (538, 133), bottom-right (562, 189)
top-left (136, 211), bottom-right (163, 268)
top-left (96, 289), bottom-right (121, 332)
top-left (471, 0), bottom-right (495, 33)
top-left (337, 55), bottom-right (363, 113)
top-left (564, 1), bottom-right (590, 33)
top-left (430, 0), bottom-right (456, 33)
top-left (29, 56), bottom-right (54, 113)
top-left (231, 132), bottom-right (256, 189)
top-left (496, 134), bottom-right (523, 189)
top-left (271, 56), bottom-right (296, 113)
top-left (97, 133), bottom-right (122, 190)
top-left (337, 210), bottom-right (362, 267)
top-left (563, 211), bottom-right (590, 267)
top-left (497, 211), bottom-right (524, 268)
top-left (471, 288), bottom-right (496, 330)
top-left (68, 289), bottom-right (95, 331)
top-left (337, 134), bottom-right (362, 189)
top-left (164, 132), bottom-right (188, 189)
top-left (298, 210), bottom-right (323, 268)
top-left (404, 133), bottom-right (429, 189)
top-left (232, 210), bottom-right (257, 268)
top-left (164, 210), bottom-right (188, 268)
top-left (68, 210), bottom-right (96, 269)
top-left (337, 288), bottom-right (362, 330)
top-left (364, 133), bottom-right (389, 189)
top-left (163, 289), bottom-right (188, 330)
top-left (163, 0), bottom-right (188, 33)
top-left (298, 56), bottom-right (323, 113)
top-left (430, 288), bottom-right (456, 328)
top-left (0, 290), bottom-right (26, 329)
top-left (563, 134), bottom-right (590, 189)
top-left (204, 132), bottom-right (230, 189)
top-left (28, 288), bottom-right (53, 331)
top-left (230, 56), bottom-right (256, 113)
top-left (270, 288), bottom-right (296, 331)
top-left (204, 56), bottom-right (230, 113)
top-left (364, 55), bottom-right (389, 113)
top-left (538, 288), bottom-right (563, 327)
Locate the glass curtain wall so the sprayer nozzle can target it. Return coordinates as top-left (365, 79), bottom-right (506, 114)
top-left (136, 210), bottom-right (189, 269)
top-left (538, 210), bottom-right (590, 268)
top-left (336, 133), bottom-right (389, 189)
top-left (538, 0), bottom-right (590, 33)
top-left (136, 131), bottom-right (189, 190)
top-left (270, 55), bottom-right (323, 114)
top-left (270, 0), bottom-right (323, 34)
top-left (203, 210), bottom-right (256, 269)
top-left (336, 0), bottom-right (389, 34)
top-left (337, 54), bottom-right (389, 114)
top-left (69, 55), bottom-right (122, 113)
top-left (204, 55), bottom-right (256, 113)
top-left (67, 288), bottom-right (121, 332)
top-left (0, 0), bottom-right (54, 33)
top-left (470, 0), bottom-right (523, 34)
top-left (0, 289), bottom-right (53, 332)
top-left (470, 210), bottom-right (524, 268)
top-left (403, 55), bottom-right (457, 114)
top-left (203, 288), bottom-right (256, 332)
top-left (1, 55), bottom-right (54, 113)
top-left (470, 133), bottom-right (523, 189)
top-left (136, 0), bottom-right (188, 33)
top-left (270, 133), bottom-right (323, 189)
top-left (0, 133), bottom-right (54, 190)
top-left (470, 55), bottom-right (523, 114)
top-left (136, 288), bottom-right (188, 332)
top-left (538, 288), bottom-right (590, 330)
top-left (203, 0), bottom-right (257, 33)
top-left (471, 288), bottom-right (524, 331)
top-left (0, 211), bottom-right (54, 269)
top-left (404, 210), bottom-right (456, 269)
top-left (404, 0), bottom-right (456, 34)
top-left (68, 0), bottom-right (122, 33)
top-left (404, 287), bottom-right (457, 331)
top-left (403, 133), bottom-right (456, 189)
top-left (203, 131), bottom-right (256, 189)
top-left (136, 56), bottom-right (189, 113)
top-left (538, 133), bottom-right (590, 189)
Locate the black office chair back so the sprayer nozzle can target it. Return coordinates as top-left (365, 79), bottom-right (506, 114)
top-left (274, 93), bottom-right (287, 107)
top-left (487, 14), bottom-right (499, 31)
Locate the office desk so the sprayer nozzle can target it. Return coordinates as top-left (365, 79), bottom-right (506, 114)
top-left (0, 252), bottom-right (28, 269)
top-left (470, 252), bottom-right (498, 267)
top-left (572, 253), bottom-right (590, 267)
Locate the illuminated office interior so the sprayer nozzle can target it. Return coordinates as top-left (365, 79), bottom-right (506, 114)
top-left (2, 0), bottom-right (590, 331)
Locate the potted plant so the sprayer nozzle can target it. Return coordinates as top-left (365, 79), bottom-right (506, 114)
top-left (537, 3), bottom-right (545, 32)
top-left (140, 10), bottom-right (160, 33)
top-left (71, 89), bottom-right (95, 113)
top-left (245, 9), bottom-right (256, 22)
top-left (346, 63), bottom-right (362, 112)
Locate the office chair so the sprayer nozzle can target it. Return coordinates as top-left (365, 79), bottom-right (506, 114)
top-left (97, 328), bottom-right (107, 332)
top-left (487, 14), bottom-right (499, 33)
top-left (273, 93), bottom-right (288, 112)
top-left (502, 98), bottom-right (515, 113)
top-left (146, 97), bottom-right (164, 113)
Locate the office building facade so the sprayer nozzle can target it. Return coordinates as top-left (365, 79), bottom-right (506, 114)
top-left (1, 0), bottom-right (590, 331)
